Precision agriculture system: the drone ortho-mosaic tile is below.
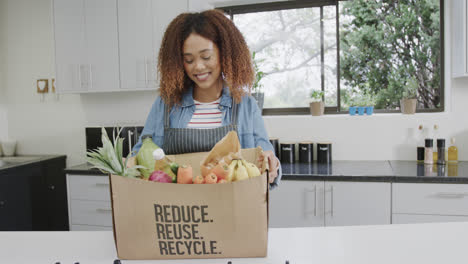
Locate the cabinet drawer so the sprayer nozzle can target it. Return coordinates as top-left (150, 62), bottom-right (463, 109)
top-left (393, 183), bottom-right (468, 216)
top-left (70, 200), bottom-right (113, 226)
top-left (393, 214), bottom-right (468, 224)
top-left (68, 175), bottom-right (110, 201)
top-left (71, 224), bottom-right (113, 231)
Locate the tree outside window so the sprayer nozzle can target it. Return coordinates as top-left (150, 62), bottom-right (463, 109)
top-left (225, 0), bottom-right (443, 114)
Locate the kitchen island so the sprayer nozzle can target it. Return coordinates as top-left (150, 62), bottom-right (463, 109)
top-left (1, 222), bottom-right (466, 264)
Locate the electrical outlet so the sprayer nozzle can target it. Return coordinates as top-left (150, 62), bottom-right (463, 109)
top-left (37, 79), bottom-right (49, 93)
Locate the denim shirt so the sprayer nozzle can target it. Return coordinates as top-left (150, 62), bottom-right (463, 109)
top-left (132, 86), bottom-right (282, 189)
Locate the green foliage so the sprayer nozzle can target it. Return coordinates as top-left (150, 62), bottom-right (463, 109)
top-left (310, 89), bottom-right (325, 102)
top-left (252, 51), bottom-right (265, 93)
top-left (86, 127), bottom-right (145, 178)
top-left (403, 76), bottom-right (418, 99)
top-left (353, 93), bottom-right (376, 107)
top-left (340, 0), bottom-right (441, 110)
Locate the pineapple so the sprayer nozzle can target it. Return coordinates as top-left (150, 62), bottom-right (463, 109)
top-left (86, 127), bottom-right (145, 178)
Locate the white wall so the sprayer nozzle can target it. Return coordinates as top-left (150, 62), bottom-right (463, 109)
top-left (0, 0), bottom-right (8, 151)
top-left (2, 0), bottom-right (468, 166)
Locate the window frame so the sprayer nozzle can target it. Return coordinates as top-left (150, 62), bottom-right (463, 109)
top-left (218, 0), bottom-right (445, 116)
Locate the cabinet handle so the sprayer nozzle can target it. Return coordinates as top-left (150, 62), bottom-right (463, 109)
top-left (96, 208), bottom-right (112, 213)
top-left (144, 57), bottom-right (148, 86)
top-left (331, 185), bottom-right (334, 217)
top-left (314, 185), bottom-right (317, 216)
top-left (48, 185), bottom-right (55, 190)
top-left (435, 192), bottom-right (468, 199)
top-left (89, 64), bottom-right (93, 89)
top-left (95, 183), bottom-right (109, 187)
top-left (78, 64), bottom-right (82, 88)
top-left (0, 200), bottom-right (5, 207)
top-left (326, 186), bottom-right (334, 217)
top-left (303, 187), bottom-right (317, 218)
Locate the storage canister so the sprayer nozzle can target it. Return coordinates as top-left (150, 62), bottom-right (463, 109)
top-left (280, 143), bottom-right (295, 163)
top-left (298, 142), bottom-right (314, 163)
top-left (317, 142), bottom-right (332, 164)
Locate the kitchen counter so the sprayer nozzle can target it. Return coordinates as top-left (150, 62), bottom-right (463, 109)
top-left (66, 160), bottom-right (468, 183)
top-left (0, 155), bottom-right (66, 171)
top-left (65, 162), bottom-right (109, 175)
top-left (1, 222), bottom-right (467, 264)
top-left (281, 161), bottom-right (468, 183)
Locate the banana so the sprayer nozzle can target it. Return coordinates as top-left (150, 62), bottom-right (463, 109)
top-left (226, 160), bottom-right (238, 182)
top-left (241, 159), bottom-right (261, 178)
top-left (235, 161), bottom-right (249, 181)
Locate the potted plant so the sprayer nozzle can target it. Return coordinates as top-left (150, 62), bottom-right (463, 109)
top-left (309, 90), bottom-right (325, 116)
top-left (357, 98), bottom-right (367, 115)
top-left (363, 93), bottom-right (376, 115)
top-left (348, 98), bottom-right (357, 115)
top-left (356, 97), bottom-right (367, 115)
top-left (400, 77), bottom-right (418, 114)
top-left (252, 51), bottom-right (265, 111)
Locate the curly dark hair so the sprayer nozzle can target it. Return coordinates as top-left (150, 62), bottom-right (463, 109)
top-left (158, 9), bottom-right (254, 106)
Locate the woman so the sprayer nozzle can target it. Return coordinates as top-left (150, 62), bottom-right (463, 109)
top-left (132, 9), bottom-right (281, 188)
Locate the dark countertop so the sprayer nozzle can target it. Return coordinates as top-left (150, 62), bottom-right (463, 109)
top-left (0, 155), bottom-right (67, 172)
top-left (65, 160), bottom-right (468, 184)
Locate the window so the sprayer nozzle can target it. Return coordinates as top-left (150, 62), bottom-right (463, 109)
top-left (220, 0), bottom-right (444, 115)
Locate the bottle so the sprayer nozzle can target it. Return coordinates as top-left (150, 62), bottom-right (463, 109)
top-left (432, 124), bottom-right (439, 162)
top-left (152, 148), bottom-right (177, 182)
top-left (436, 139), bottom-right (446, 165)
top-left (448, 137), bottom-right (458, 163)
top-left (424, 139), bottom-right (433, 164)
top-left (417, 146), bottom-right (425, 163)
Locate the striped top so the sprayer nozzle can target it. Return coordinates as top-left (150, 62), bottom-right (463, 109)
top-left (187, 98), bottom-right (223, 129)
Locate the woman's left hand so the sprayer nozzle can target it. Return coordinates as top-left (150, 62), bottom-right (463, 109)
top-left (257, 150), bottom-right (280, 183)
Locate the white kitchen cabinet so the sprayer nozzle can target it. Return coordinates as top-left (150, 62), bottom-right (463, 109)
top-left (324, 182), bottom-right (391, 226)
top-left (53, 0), bottom-right (119, 93)
top-left (118, 0), bottom-right (156, 91)
top-left (118, 0), bottom-right (188, 91)
top-left (54, 0), bottom-right (188, 93)
top-left (153, 1), bottom-right (188, 48)
top-left (66, 174), bottom-right (113, 230)
top-left (84, 0), bottom-right (120, 92)
top-left (53, 0), bottom-right (87, 92)
top-left (392, 182), bottom-right (468, 224)
top-left (269, 181), bottom-right (324, 228)
top-left (451, 0), bottom-right (468, 78)
top-left (269, 180), bottom-right (391, 228)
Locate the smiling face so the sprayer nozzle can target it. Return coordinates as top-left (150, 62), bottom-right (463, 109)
top-left (183, 33), bottom-right (223, 97)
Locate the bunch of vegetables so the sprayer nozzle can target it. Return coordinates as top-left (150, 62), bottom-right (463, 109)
top-left (86, 128), bottom-right (263, 185)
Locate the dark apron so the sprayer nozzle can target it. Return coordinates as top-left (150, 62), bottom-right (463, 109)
top-left (163, 101), bottom-right (238, 155)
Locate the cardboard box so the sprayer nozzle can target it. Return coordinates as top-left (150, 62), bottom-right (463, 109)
top-left (109, 147), bottom-right (269, 260)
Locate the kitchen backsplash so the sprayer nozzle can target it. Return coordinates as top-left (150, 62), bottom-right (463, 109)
top-left (86, 126), bottom-right (143, 157)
